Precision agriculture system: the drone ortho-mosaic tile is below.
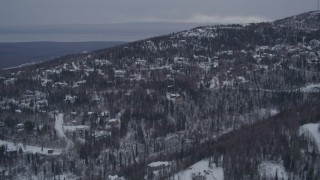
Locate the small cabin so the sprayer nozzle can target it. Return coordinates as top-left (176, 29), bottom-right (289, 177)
top-left (16, 123), bottom-right (24, 130)
top-left (147, 161), bottom-right (172, 177)
top-left (135, 59), bottom-right (147, 66)
top-left (170, 94), bottom-right (182, 100)
top-left (107, 119), bottom-right (120, 126)
top-left (174, 57), bottom-right (184, 64)
top-left (48, 149), bottom-right (53, 154)
top-left (101, 111), bottom-right (109, 117)
top-left (192, 173), bottom-right (206, 180)
top-left (115, 70), bottom-right (126, 78)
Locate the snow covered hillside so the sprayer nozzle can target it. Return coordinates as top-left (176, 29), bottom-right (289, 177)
top-left (258, 161), bottom-right (288, 180)
top-left (0, 10), bottom-right (320, 179)
top-left (173, 159), bottom-right (224, 180)
top-left (299, 123), bottom-right (320, 152)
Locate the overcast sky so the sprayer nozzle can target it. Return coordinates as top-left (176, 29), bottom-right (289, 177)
top-left (0, 0), bottom-right (317, 26)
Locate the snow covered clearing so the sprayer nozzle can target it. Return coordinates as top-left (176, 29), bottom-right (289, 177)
top-left (0, 140), bottom-right (62, 156)
top-left (19, 173), bottom-right (78, 180)
top-left (54, 113), bottom-right (74, 151)
top-left (270, 109), bottom-right (279, 116)
top-left (107, 175), bottom-right (126, 180)
top-left (299, 123), bottom-right (320, 152)
top-left (258, 161), bottom-right (288, 180)
top-left (172, 159), bottom-right (224, 180)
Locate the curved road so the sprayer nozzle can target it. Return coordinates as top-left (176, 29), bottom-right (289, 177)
top-left (54, 113), bottom-right (74, 151)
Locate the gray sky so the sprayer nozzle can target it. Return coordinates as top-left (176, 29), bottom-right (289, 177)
top-left (0, 0), bottom-right (316, 26)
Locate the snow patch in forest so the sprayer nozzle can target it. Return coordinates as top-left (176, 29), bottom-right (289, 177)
top-left (299, 123), bottom-right (320, 152)
top-left (258, 161), bottom-right (288, 180)
top-left (258, 108), bottom-right (279, 118)
top-left (269, 109), bottom-right (279, 116)
top-left (172, 159), bottom-right (223, 180)
top-left (107, 175), bottom-right (126, 180)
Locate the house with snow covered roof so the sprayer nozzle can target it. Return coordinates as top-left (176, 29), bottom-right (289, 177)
top-left (147, 161), bottom-right (173, 176)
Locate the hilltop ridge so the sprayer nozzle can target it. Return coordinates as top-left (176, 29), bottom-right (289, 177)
top-left (274, 10), bottom-right (320, 29)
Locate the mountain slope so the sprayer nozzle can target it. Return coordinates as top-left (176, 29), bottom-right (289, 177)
top-left (0, 11), bottom-right (320, 180)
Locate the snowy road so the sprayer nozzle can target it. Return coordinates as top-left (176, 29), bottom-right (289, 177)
top-left (0, 140), bottom-right (62, 155)
top-left (55, 113), bottom-right (74, 151)
top-left (247, 83), bottom-right (320, 94)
